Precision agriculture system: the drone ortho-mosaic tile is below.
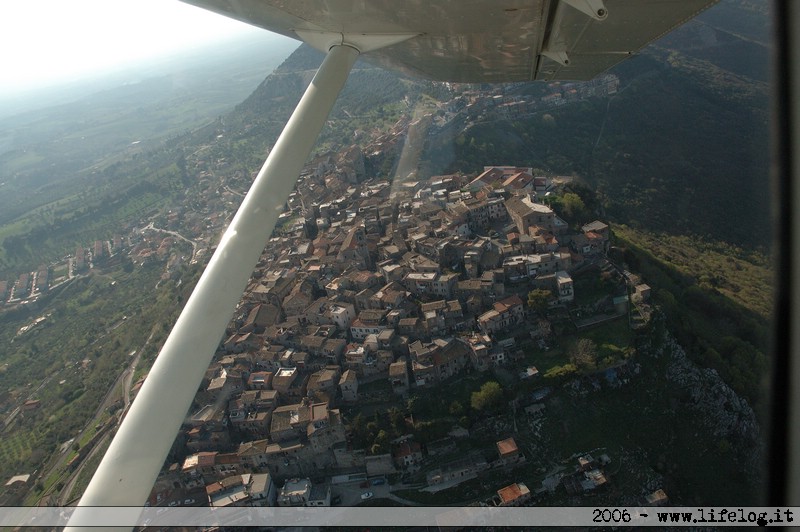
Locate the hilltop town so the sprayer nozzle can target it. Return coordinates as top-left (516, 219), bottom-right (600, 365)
top-left (134, 133), bottom-right (653, 508)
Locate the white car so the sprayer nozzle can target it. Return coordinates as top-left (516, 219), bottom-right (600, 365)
top-left (360, 491), bottom-right (373, 500)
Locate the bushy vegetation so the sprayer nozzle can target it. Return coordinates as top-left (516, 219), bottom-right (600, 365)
top-left (422, 46), bottom-right (769, 251)
top-left (613, 225), bottom-right (771, 409)
top-left (0, 260), bottom-right (201, 484)
top-left (470, 381), bottom-right (503, 411)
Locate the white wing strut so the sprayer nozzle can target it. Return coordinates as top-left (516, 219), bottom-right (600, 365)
top-left (67, 43), bottom-right (360, 528)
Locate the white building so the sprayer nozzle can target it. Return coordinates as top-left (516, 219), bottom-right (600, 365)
top-left (328, 303), bottom-right (356, 330)
top-left (277, 478), bottom-right (312, 506)
top-left (555, 271), bottom-right (574, 302)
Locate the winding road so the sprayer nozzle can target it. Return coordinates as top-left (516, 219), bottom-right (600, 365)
top-left (54, 326), bottom-right (157, 505)
top-left (142, 222), bottom-right (199, 263)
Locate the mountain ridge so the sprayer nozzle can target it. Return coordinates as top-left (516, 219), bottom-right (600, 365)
top-left (223, 0), bottom-right (770, 250)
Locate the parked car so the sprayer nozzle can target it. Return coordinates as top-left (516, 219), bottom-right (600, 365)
top-left (360, 491), bottom-right (373, 500)
top-left (371, 478), bottom-right (386, 486)
top-left (184, 498), bottom-right (195, 505)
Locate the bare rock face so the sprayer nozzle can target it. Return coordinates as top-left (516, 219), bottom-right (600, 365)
top-left (656, 325), bottom-right (762, 479)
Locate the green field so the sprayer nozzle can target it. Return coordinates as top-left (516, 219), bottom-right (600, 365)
top-left (0, 260), bottom-right (202, 492)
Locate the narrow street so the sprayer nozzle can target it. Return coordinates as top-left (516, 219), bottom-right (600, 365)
top-left (331, 481), bottom-right (424, 507)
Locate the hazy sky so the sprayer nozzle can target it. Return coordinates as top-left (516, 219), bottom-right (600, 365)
top-left (1, 0), bottom-right (289, 91)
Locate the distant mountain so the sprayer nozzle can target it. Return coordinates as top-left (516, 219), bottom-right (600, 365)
top-left (0, 33), bottom-right (298, 120)
top-left (0, 33), bottom-right (297, 239)
top-left (213, 45), bottom-right (425, 171)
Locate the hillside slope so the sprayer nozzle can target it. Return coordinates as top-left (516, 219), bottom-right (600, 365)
top-left (225, 1), bottom-right (771, 249)
top-left (418, 0), bottom-right (771, 249)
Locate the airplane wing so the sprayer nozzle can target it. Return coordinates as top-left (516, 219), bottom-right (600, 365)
top-left (180, 0), bottom-right (717, 82)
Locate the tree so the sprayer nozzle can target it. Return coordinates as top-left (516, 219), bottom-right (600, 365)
top-left (471, 381), bottom-right (503, 411)
top-left (544, 363), bottom-right (578, 379)
top-left (527, 288), bottom-right (552, 314)
top-left (412, 420), bottom-right (449, 443)
top-left (561, 192), bottom-right (587, 222)
top-left (350, 413), bottom-right (366, 447)
top-left (448, 400), bottom-right (464, 417)
top-left (371, 430), bottom-right (389, 454)
top-left (388, 407), bottom-right (405, 435)
top-left (406, 396), bottom-right (422, 417)
top-left (568, 338), bottom-right (598, 372)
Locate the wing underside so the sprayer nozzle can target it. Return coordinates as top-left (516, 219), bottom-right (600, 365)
top-left (180, 0), bottom-right (717, 82)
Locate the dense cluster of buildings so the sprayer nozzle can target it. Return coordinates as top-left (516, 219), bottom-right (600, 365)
top-left (0, 267), bottom-right (48, 304)
top-left (3, 145), bottom-right (620, 511)
top-left (436, 74), bottom-right (620, 122)
top-left (141, 133), bottom-right (617, 508)
top-left (0, 232), bottom-right (187, 308)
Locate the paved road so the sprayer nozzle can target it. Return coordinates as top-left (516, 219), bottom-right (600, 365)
top-left (57, 430), bottom-right (113, 506)
top-left (143, 222), bottom-right (199, 263)
top-left (121, 328), bottom-right (154, 409)
top-left (331, 481), bottom-right (423, 507)
top-left (53, 325), bottom-right (157, 505)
